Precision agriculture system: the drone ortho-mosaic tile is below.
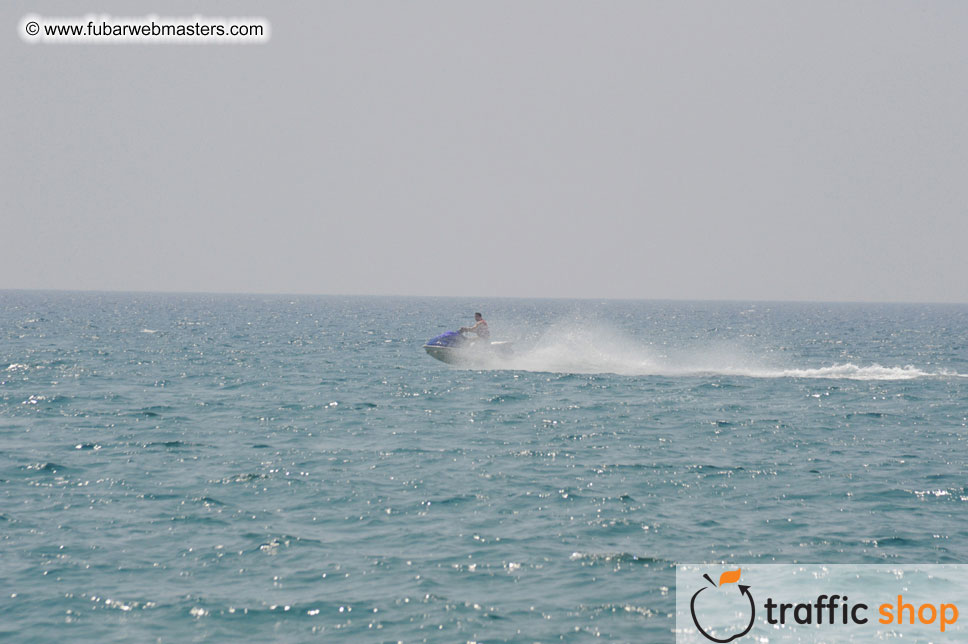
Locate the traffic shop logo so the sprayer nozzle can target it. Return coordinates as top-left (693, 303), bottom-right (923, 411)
top-left (690, 569), bottom-right (755, 643)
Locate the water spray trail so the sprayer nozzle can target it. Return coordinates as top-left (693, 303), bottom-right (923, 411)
top-left (470, 323), bottom-right (965, 380)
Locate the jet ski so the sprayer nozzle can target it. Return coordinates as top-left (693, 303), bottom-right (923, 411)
top-left (423, 330), bottom-right (513, 365)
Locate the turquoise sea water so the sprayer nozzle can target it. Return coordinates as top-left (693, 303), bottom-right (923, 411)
top-left (2, 292), bottom-right (967, 642)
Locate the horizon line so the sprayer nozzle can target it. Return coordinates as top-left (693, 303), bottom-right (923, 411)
top-left (1, 287), bottom-right (965, 307)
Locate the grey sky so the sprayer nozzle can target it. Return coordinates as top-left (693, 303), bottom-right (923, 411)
top-left (3, 1), bottom-right (967, 302)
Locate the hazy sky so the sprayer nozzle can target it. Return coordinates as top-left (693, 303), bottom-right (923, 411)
top-left (3, 1), bottom-right (967, 302)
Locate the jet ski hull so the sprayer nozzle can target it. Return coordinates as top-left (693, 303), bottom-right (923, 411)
top-left (423, 345), bottom-right (466, 365)
top-left (423, 331), bottom-right (512, 366)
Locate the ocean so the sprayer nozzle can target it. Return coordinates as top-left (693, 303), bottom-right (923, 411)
top-left (2, 292), bottom-right (966, 642)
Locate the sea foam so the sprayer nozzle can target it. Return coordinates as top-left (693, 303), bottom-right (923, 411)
top-left (480, 324), bottom-right (963, 380)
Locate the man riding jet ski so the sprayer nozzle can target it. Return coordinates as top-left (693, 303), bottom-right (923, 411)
top-left (423, 312), bottom-right (512, 365)
top-left (460, 312), bottom-right (490, 340)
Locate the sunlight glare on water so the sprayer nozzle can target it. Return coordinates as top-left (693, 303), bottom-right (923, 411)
top-left (1, 293), bottom-right (967, 641)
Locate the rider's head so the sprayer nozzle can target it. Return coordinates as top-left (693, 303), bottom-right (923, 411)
top-left (475, 312), bottom-right (483, 321)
